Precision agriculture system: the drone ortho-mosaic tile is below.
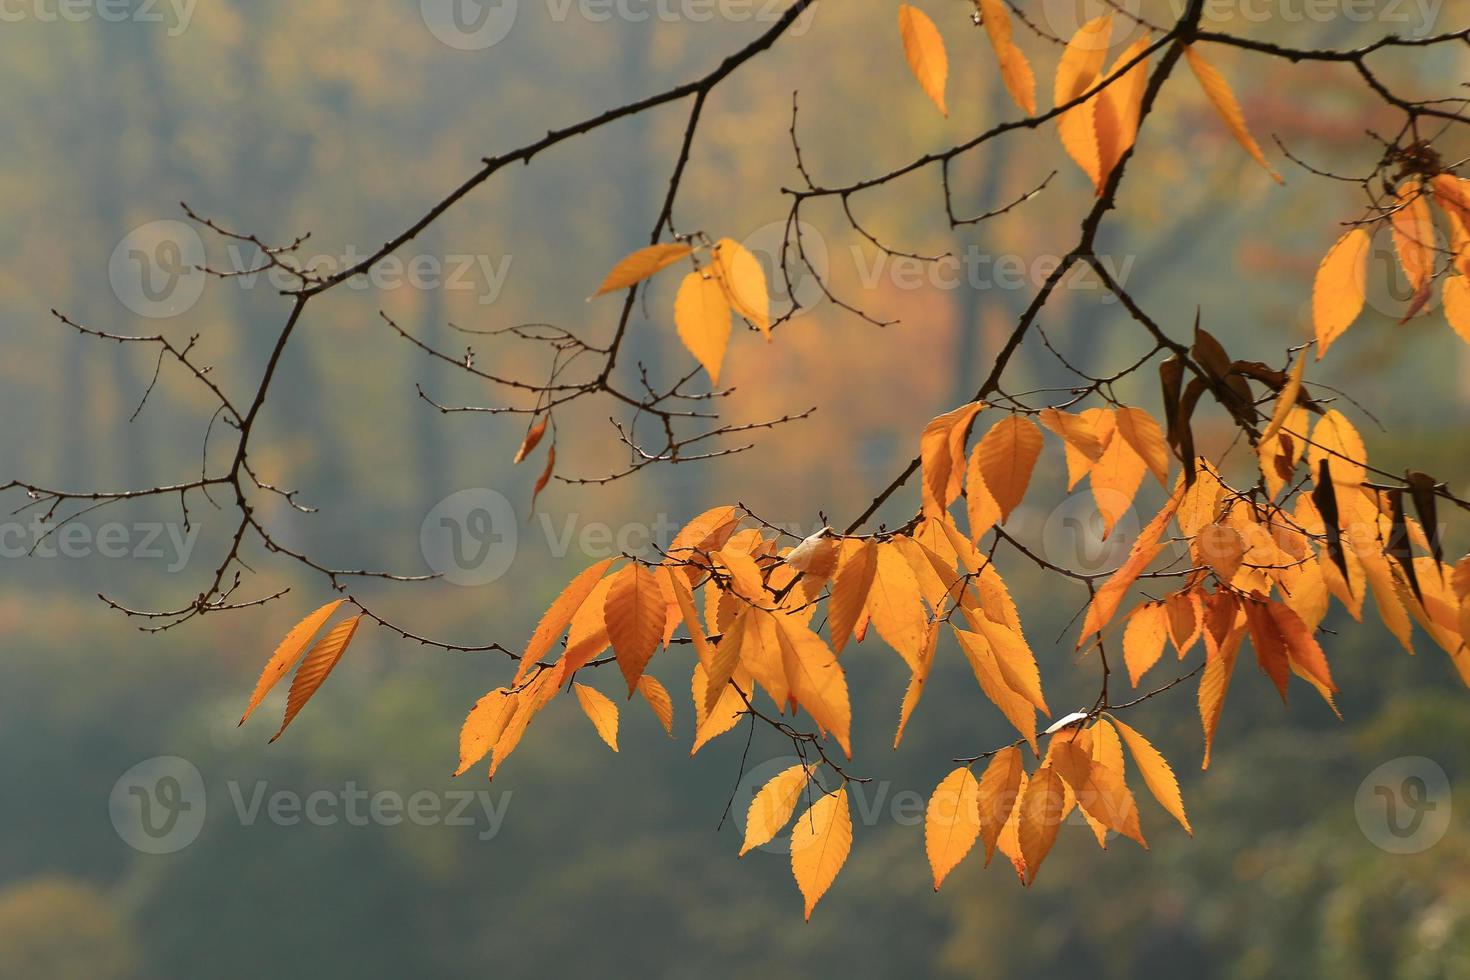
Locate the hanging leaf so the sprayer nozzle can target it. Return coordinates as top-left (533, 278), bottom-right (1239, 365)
top-left (898, 4), bottom-right (948, 116)
top-left (976, 0), bottom-right (1035, 116)
top-left (775, 614), bottom-right (853, 758)
top-left (513, 558), bottom-right (617, 686)
top-left (712, 238), bottom-right (771, 336)
top-left (920, 401), bottom-right (986, 516)
top-left (636, 675), bottom-right (674, 736)
top-left (240, 599), bottom-right (345, 726)
top-left (573, 683), bottom-right (620, 751)
top-left (270, 615), bottom-right (362, 742)
top-left (1054, 15), bottom-right (1112, 188)
top-left (454, 688), bottom-right (515, 777)
top-left (975, 414), bottom-right (1045, 523)
top-left (829, 539), bottom-right (879, 654)
top-left (592, 242), bottom-right (692, 296)
top-left (976, 745), bottom-right (1025, 864)
top-left (1123, 601), bottom-right (1169, 687)
top-left (866, 542), bottom-right (930, 669)
top-left (1107, 716), bottom-right (1192, 834)
top-left (512, 415), bottom-right (548, 465)
top-left (1183, 45), bottom-right (1282, 183)
top-left (1018, 765), bottom-right (1066, 884)
top-left (926, 767), bottom-right (982, 890)
top-left (1313, 228), bottom-right (1370, 357)
top-left (741, 764), bottom-right (813, 857)
top-left (674, 270), bottom-right (733, 384)
top-left (1391, 179), bottom-right (1435, 302)
top-left (605, 562), bottom-right (668, 695)
top-left (790, 787), bottom-right (853, 920)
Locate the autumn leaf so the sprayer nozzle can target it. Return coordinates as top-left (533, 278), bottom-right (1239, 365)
top-left (605, 562), bottom-right (668, 695)
top-left (866, 541), bottom-right (929, 669)
top-left (956, 627), bottom-right (1038, 753)
top-left (712, 238), bottom-right (771, 336)
top-left (1183, 44), bottom-right (1282, 183)
top-left (976, 0), bottom-right (1035, 116)
top-left (1306, 409), bottom-right (1367, 487)
top-left (975, 414), bottom-right (1044, 523)
top-left (920, 401), bottom-right (985, 516)
top-left (240, 598), bottom-right (345, 726)
top-left (790, 787), bottom-right (853, 919)
top-left (530, 444), bottom-right (556, 513)
top-left (1018, 765), bottom-right (1066, 884)
top-left (898, 3), bottom-right (948, 116)
top-left (573, 683), bottom-right (620, 751)
top-left (673, 270), bottom-right (733, 384)
top-left (1107, 716), bottom-right (1191, 834)
top-left (1313, 228), bottom-right (1369, 357)
top-left (513, 558), bottom-right (616, 686)
top-left (592, 242), bottom-right (692, 296)
top-left (270, 615), bottom-right (362, 742)
top-left (455, 688), bottom-right (515, 777)
top-left (1079, 488), bottom-right (1182, 644)
top-left (741, 764), bottom-right (812, 857)
top-left (512, 415), bottom-right (548, 464)
top-left (975, 745), bottom-right (1025, 864)
top-left (926, 767), bottom-right (981, 890)
top-left (775, 614), bottom-right (853, 758)
top-left (1198, 522), bottom-right (1246, 584)
top-left (1123, 601), bottom-right (1169, 687)
top-left (636, 674), bottom-right (674, 736)
top-left (1096, 36), bottom-right (1152, 186)
top-left (1445, 276), bottom-right (1470, 344)
top-left (1054, 14), bottom-right (1112, 188)
top-left (1261, 354), bottom-right (1306, 442)
top-left (1391, 179), bottom-right (1435, 304)
top-left (828, 538), bottom-right (878, 654)
top-left (894, 621), bottom-right (937, 748)
top-left (1114, 407), bottom-right (1169, 487)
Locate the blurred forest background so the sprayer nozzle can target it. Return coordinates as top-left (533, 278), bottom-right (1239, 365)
top-left (2, 1), bottom-right (1470, 977)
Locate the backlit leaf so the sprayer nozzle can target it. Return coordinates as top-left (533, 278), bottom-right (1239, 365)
top-left (790, 787), bottom-right (853, 920)
top-left (573, 683), bottom-right (619, 751)
top-left (898, 4), bottom-right (948, 116)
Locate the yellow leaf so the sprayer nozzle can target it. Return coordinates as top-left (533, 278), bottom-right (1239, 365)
top-left (790, 787), bottom-right (853, 920)
top-left (240, 599), bottom-right (345, 726)
top-left (1018, 765), bottom-right (1066, 884)
top-left (743, 609), bottom-right (792, 710)
top-left (704, 607), bottom-right (751, 714)
top-left (604, 562), bottom-right (668, 695)
top-left (867, 542), bottom-right (930, 669)
top-left (454, 688), bottom-right (515, 777)
top-left (636, 675), bottom-right (674, 736)
top-left (741, 764), bottom-right (812, 857)
top-left (926, 767), bottom-right (982, 890)
top-left (829, 539), bottom-right (878, 654)
top-left (712, 238), bottom-right (770, 336)
top-left (894, 621), bottom-right (938, 748)
top-left (691, 661), bottom-right (750, 755)
top-left (1090, 424), bottom-right (1147, 538)
top-left (1054, 15), bottom-right (1112, 188)
top-left (1040, 407), bottom-right (1105, 489)
top-left (1122, 601), bottom-right (1169, 687)
top-left (1306, 409), bottom-right (1367, 487)
top-left (592, 242), bottom-right (692, 296)
top-left (920, 401), bottom-right (985, 516)
top-left (1198, 521), bottom-right (1246, 584)
top-left (270, 615), bottom-right (362, 742)
top-left (1445, 276), bottom-right (1470, 344)
top-left (1183, 44), bottom-right (1282, 183)
top-left (512, 558), bottom-right (617, 686)
top-left (664, 505), bottom-right (740, 581)
top-left (976, 745), bottom-right (1025, 864)
top-left (1079, 488), bottom-right (1182, 644)
top-left (673, 270), bottom-right (733, 384)
top-left (1107, 716), bottom-right (1191, 834)
top-left (1050, 736), bottom-right (1145, 847)
top-left (490, 665), bottom-right (563, 779)
top-left (572, 683), bottom-right (619, 751)
top-left (1113, 406), bottom-right (1169, 487)
top-left (775, 614), bottom-right (853, 758)
top-left (1312, 228), bottom-right (1369, 357)
top-left (1096, 36), bottom-right (1152, 187)
top-left (1199, 596), bottom-right (1244, 769)
top-left (1261, 354), bottom-right (1307, 442)
top-left (977, 0), bottom-right (1035, 116)
top-left (956, 628), bottom-right (1037, 754)
top-left (559, 573), bottom-right (615, 674)
top-left (975, 414), bottom-right (1044, 523)
top-left (898, 3), bottom-right (948, 116)
top-left (970, 612), bottom-right (1049, 714)
top-left (666, 565), bottom-right (715, 673)
top-left (1392, 179), bottom-right (1435, 295)
top-left (965, 446), bottom-right (1002, 541)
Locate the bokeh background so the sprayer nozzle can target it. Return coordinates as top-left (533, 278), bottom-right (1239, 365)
top-left (3, 1), bottom-right (1470, 977)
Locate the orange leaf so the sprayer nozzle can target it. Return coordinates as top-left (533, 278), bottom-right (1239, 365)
top-left (592, 242), bottom-right (692, 296)
top-left (454, 688), bottom-right (514, 777)
top-left (1113, 406), bottom-right (1169, 487)
top-left (1122, 601), bottom-right (1169, 687)
top-left (741, 764), bottom-right (812, 857)
top-left (512, 558), bottom-right (616, 686)
top-left (572, 683), bottom-right (620, 751)
top-left (790, 787), bottom-right (853, 920)
top-left (977, 0), bottom-right (1035, 116)
top-left (920, 401), bottom-right (985, 516)
top-left (1018, 765), bottom-right (1066, 884)
top-left (711, 237), bottom-right (771, 336)
top-left (674, 271), bottom-right (733, 384)
top-left (898, 4), bottom-right (948, 116)
top-left (775, 614), bottom-right (853, 758)
top-left (1391, 179), bottom-right (1435, 295)
top-left (1079, 488), bottom-right (1182, 644)
top-left (1312, 228), bottom-right (1369, 357)
top-left (1107, 716), bottom-right (1192, 834)
top-left (1054, 15), bottom-right (1112, 188)
top-left (976, 745), bottom-right (1025, 865)
top-left (975, 414), bottom-right (1044, 523)
top-left (867, 542), bottom-right (930, 669)
top-left (270, 615), bottom-right (362, 742)
top-left (512, 415), bottom-right (548, 465)
top-left (240, 599), bottom-right (345, 726)
top-left (1183, 44), bottom-right (1282, 183)
top-left (605, 562), bottom-right (667, 695)
top-left (636, 674), bottom-right (674, 736)
top-left (926, 767), bottom-right (982, 890)
top-left (829, 539), bottom-right (878, 654)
